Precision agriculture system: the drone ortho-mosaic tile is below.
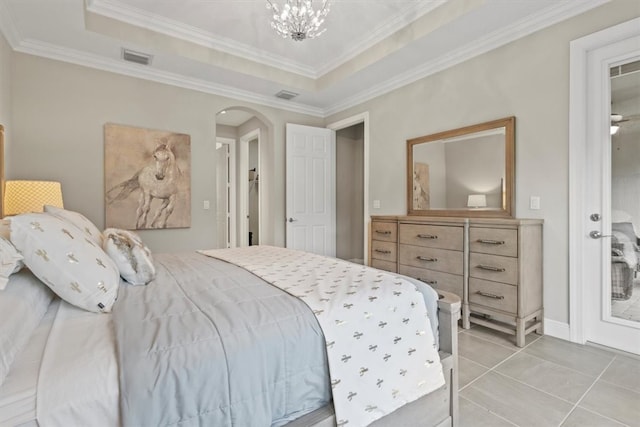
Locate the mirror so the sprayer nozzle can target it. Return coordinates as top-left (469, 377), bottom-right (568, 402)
top-left (407, 116), bottom-right (515, 217)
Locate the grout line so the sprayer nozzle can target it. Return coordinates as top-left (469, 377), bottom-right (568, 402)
top-left (459, 395), bottom-right (520, 427)
top-left (561, 404), bottom-right (630, 427)
top-left (555, 357), bottom-right (617, 427)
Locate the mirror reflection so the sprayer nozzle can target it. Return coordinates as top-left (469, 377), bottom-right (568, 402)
top-left (407, 117), bottom-right (514, 217)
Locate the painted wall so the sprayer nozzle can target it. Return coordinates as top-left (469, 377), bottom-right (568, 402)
top-left (325, 1), bottom-right (640, 325)
top-left (336, 123), bottom-right (364, 262)
top-left (0, 32), bottom-right (11, 147)
top-left (9, 53), bottom-right (323, 252)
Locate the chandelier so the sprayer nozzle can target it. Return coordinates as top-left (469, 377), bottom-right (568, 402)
top-left (266, 0), bottom-right (330, 41)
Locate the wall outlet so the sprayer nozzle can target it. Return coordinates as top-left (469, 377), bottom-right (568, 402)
top-left (373, 200), bottom-right (381, 209)
top-left (529, 196), bottom-right (540, 210)
top-left (203, 200), bottom-right (210, 210)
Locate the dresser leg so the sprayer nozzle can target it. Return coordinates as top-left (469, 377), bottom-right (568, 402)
top-left (461, 303), bottom-right (470, 329)
top-left (515, 317), bottom-right (525, 347)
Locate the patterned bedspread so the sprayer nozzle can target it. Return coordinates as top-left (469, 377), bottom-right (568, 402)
top-left (200, 246), bottom-right (444, 426)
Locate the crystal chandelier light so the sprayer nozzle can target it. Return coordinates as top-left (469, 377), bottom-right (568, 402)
top-left (266, 0), bottom-right (330, 41)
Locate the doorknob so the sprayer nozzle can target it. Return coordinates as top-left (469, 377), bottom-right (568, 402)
top-left (288, 218), bottom-right (298, 223)
top-left (589, 230), bottom-right (612, 239)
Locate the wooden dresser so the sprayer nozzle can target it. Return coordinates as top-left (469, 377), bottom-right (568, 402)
top-left (370, 216), bottom-right (543, 347)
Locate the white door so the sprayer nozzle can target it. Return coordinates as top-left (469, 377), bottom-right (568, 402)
top-left (285, 123), bottom-right (336, 256)
top-left (216, 138), bottom-right (236, 248)
top-left (582, 36), bottom-right (640, 355)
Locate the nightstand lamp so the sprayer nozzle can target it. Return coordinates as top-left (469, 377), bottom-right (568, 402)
top-left (3, 180), bottom-right (64, 217)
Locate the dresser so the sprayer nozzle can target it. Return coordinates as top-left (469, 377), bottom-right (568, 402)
top-left (370, 216), bottom-right (543, 347)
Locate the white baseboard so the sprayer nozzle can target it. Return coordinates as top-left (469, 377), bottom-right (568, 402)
top-left (543, 318), bottom-right (571, 341)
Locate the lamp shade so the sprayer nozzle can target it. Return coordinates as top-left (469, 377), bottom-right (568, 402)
top-left (3, 180), bottom-right (64, 216)
top-left (467, 194), bottom-right (487, 208)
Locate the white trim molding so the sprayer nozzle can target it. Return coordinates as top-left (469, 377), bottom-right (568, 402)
top-left (544, 318), bottom-right (571, 341)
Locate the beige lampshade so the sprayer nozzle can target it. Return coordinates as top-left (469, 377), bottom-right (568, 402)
top-left (467, 194), bottom-right (487, 208)
top-left (3, 180), bottom-right (64, 216)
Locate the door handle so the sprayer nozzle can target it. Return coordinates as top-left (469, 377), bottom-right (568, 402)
top-left (589, 230), bottom-right (612, 239)
top-left (288, 218), bottom-right (298, 223)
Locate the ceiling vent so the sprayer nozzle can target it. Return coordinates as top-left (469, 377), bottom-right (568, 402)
top-left (275, 90), bottom-right (299, 100)
top-left (611, 59), bottom-right (640, 77)
top-left (122, 48), bottom-right (153, 66)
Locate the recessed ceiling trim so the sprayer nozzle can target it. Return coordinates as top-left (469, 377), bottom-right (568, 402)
top-left (12, 38), bottom-right (325, 118)
top-left (324, 0), bottom-right (610, 116)
top-left (86, 0), bottom-right (318, 78)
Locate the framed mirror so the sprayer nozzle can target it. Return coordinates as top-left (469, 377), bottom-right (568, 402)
top-left (407, 116), bottom-right (515, 217)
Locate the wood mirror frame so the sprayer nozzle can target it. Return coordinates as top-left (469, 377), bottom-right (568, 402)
top-left (407, 116), bottom-right (515, 218)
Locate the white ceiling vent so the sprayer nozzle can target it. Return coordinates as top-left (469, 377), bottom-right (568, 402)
top-left (122, 48), bottom-right (153, 66)
top-left (275, 90), bottom-right (299, 100)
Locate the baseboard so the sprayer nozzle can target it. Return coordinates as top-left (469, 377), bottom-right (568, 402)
top-left (543, 318), bottom-right (571, 341)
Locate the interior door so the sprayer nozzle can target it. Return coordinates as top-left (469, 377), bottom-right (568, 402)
top-left (584, 39), bottom-right (640, 355)
top-left (285, 123), bottom-right (336, 256)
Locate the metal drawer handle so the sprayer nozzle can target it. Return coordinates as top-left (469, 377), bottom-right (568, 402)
top-left (477, 239), bottom-right (505, 245)
top-left (477, 264), bottom-right (506, 272)
top-left (417, 234), bottom-right (438, 239)
top-left (417, 256), bottom-right (438, 262)
top-left (418, 278), bottom-right (437, 286)
top-left (374, 249), bottom-right (391, 254)
top-left (375, 230), bottom-right (392, 235)
top-left (476, 291), bottom-right (505, 300)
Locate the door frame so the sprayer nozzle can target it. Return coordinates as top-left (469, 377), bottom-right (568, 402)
top-left (326, 112), bottom-right (370, 264)
top-left (239, 128), bottom-right (260, 247)
top-left (216, 137), bottom-right (236, 248)
top-left (569, 17), bottom-right (640, 346)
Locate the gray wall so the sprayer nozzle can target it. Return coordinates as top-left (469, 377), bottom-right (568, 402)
top-left (9, 53), bottom-right (323, 252)
top-left (0, 33), bottom-right (11, 147)
top-left (325, 1), bottom-right (640, 325)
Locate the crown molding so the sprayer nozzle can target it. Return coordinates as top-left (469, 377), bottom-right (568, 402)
top-left (0, 0), bottom-right (21, 48)
top-left (13, 39), bottom-right (325, 118)
top-left (323, 0), bottom-right (610, 116)
top-left (86, 0), bottom-right (318, 78)
top-left (314, 0), bottom-right (447, 76)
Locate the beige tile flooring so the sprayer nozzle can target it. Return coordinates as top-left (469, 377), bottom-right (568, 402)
top-left (457, 325), bottom-right (640, 427)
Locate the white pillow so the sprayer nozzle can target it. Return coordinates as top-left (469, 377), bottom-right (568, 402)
top-left (10, 213), bottom-right (119, 313)
top-left (43, 205), bottom-right (103, 246)
top-left (103, 228), bottom-right (156, 285)
top-left (0, 237), bottom-right (24, 290)
top-left (0, 268), bottom-right (54, 387)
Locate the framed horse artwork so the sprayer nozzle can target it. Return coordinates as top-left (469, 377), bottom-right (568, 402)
top-left (104, 123), bottom-right (191, 230)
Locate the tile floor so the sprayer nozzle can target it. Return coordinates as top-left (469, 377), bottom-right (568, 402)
top-left (457, 325), bottom-right (640, 427)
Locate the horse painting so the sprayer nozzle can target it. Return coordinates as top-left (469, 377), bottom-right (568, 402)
top-left (104, 124), bottom-right (191, 230)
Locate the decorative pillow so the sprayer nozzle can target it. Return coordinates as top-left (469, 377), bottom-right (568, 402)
top-left (103, 228), bottom-right (156, 285)
top-left (0, 219), bottom-right (10, 240)
top-left (43, 205), bottom-right (103, 246)
top-left (0, 268), bottom-right (54, 387)
top-left (0, 237), bottom-right (24, 290)
top-left (10, 213), bottom-right (119, 313)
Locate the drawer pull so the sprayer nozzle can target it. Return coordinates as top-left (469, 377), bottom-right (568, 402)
top-left (375, 230), bottom-right (392, 235)
top-left (417, 256), bottom-right (438, 262)
top-left (477, 239), bottom-right (505, 245)
top-left (417, 234), bottom-right (438, 240)
top-left (374, 249), bottom-right (391, 254)
top-left (418, 278), bottom-right (437, 286)
top-left (477, 264), bottom-right (506, 272)
top-left (476, 291), bottom-right (505, 300)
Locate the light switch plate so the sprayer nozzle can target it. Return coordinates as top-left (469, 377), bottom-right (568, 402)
top-left (203, 200), bottom-right (210, 210)
top-left (530, 196), bottom-right (540, 210)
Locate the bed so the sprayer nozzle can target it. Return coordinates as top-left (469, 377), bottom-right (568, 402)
top-left (0, 124), bottom-right (461, 427)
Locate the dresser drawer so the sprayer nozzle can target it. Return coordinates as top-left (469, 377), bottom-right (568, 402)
top-left (469, 278), bottom-right (517, 314)
top-left (371, 240), bottom-right (397, 262)
top-left (371, 221), bottom-right (397, 243)
top-left (399, 265), bottom-right (463, 299)
top-left (470, 227), bottom-right (518, 257)
top-left (399, 224), bottom-right (463, 251)
top-left (399, 245), bottom-right (463, 275)
top-left (469, 253), bottom-right (518, 285)
top-left (370, 259), bottom-right (397, 273)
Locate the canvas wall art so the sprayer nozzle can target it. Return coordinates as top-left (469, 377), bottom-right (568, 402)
top-left (105, 123), bottom-right (191, 230)
top-left (413, 162), bottom-right (430, 210)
